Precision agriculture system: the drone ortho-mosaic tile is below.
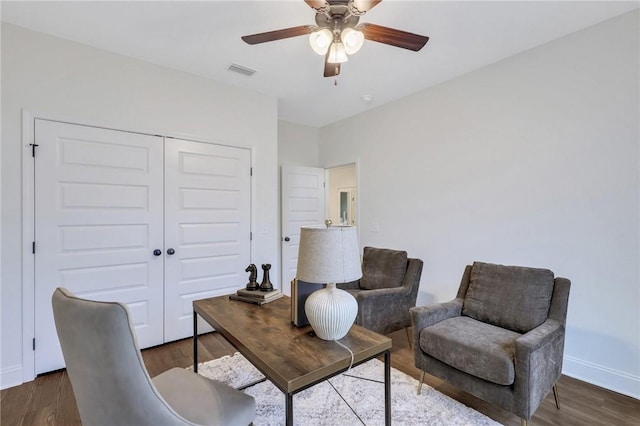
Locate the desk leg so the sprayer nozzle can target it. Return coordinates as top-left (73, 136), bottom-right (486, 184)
top-left (385, 350), bottom-right (391, 425)
top-left (285, 393), bottom-right (293, 426)
top-left (193, 311), bottom-right (198, 374)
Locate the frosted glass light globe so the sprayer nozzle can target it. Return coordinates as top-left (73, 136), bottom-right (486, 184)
top-left (327, 42), bottom-right (348, 64)
top-left (309, 28), bottom-right (333, 55)
top-left (341, 27), bottom-right (364, 55)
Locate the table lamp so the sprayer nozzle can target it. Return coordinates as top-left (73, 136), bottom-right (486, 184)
top-left (296, 224), bottom-right (362, 340)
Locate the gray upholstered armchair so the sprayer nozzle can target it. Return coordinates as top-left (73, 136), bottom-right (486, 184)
top-left (338, 246), bottom-right (423, 336)
top-left (410, 262), bottom-right (570, 426)
top-left (52, 288), bottom-right (255, 426)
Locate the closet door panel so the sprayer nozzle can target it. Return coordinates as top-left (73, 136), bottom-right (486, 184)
top-left (164, 138), bottom-right (251, 341)
top-left (34, 119), bottom-right (165, 374)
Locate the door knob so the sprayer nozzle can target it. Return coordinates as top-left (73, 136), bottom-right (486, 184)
top-left (153, 249), bottom-right (162, 256)
top-left (284, 237), bottom-right (290, 242)
top-left (167, 248), bottom-right (175, 255)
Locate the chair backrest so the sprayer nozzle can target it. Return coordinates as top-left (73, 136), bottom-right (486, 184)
top-left (359, 246), bottom-right (410, 290)
top-left (52, 288), bottom-right (190, 426)
top-left (460, 261), bottom-right (557, 333)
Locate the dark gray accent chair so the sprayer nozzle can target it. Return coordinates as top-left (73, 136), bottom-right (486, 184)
top-left (411, 262), bottom-right (570, 426)
top-left (52, 288), bottom-right (255, 426)
top-left (338, 246), bottom-right (423, 336)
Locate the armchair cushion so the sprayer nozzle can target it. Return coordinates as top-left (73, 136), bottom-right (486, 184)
top-left (462, 261), bottom-right (555, 333)
top-left (420, 316), bottom-right (522, 385)
top-left (360, 247), bottom-right (408, 290)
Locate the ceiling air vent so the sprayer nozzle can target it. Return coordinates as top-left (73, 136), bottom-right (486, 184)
top-left (227, 63), bottom-right (256, 77)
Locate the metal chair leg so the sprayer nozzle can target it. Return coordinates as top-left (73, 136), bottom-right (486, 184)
top-left (417, 371), bottom-right (425, 395)
top-left (405, 326), bottom-right (412, 349)
top-left (553, 384), bottom-right (560, 409)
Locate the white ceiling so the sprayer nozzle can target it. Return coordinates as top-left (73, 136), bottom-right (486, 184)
top-left (2, 1), bottom-right (638, 127)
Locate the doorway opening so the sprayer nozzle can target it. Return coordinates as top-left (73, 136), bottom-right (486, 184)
top-left (326, 163), bottom-right (357, 226)
top-left (280, 162), bottom-right (358, 296)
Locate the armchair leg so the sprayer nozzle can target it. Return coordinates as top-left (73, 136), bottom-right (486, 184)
top-left (521, 419), bottom-right (527, 426)
top-left (417, 371), bottom-right (425, 395)
top-left (553, 384), bottom-right (560, 409)
top-left (405, 326), bottom-right (412, 349)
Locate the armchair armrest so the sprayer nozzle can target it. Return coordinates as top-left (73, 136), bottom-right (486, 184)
top-left (352, 285), bottom-right (411, 300)
top-left (516, 319), bottom-right (564, 355)
top-left (337, 280), bottom-right (360, 291)
top-left (514, 319), bottom-right (566, 418)
top-left (410, 299), bottom-right (463, 351)
top-left (410, 298), bottom-right (463, 331)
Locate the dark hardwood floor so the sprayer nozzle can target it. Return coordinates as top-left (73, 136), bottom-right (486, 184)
top-left (2, 329), bottom-right (638, 425)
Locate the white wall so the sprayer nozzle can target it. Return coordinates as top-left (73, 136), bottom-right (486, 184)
top-left (278, 120), bottom-right (320, 168)
top-left (1, 23), bottom-right (279, 388)
top-left (319, 11), bottom-right (639, 398)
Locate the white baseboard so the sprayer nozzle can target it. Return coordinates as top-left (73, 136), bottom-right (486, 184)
top-left (0, 364), bottom-right (24, 390)
top-left (563, 355), bottom-right (640, 399)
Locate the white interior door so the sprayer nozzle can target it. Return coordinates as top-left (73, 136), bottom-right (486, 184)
top-left (34, 119), bottom-right (164, 374)
top-left (164, 138), bottom-right (251, 341)
top-left (280, 166), bottom-right (326, 295)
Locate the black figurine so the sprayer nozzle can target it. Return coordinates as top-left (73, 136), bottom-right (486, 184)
top-left (245, 264), bottom-right (259, 290)
top-left (259, 264), bottom-right (273, 292)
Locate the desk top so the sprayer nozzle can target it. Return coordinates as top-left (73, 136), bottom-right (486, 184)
top-left (194, 294), bottom-right (392, 394)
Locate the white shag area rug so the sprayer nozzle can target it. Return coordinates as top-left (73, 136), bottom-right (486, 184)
top-left (189, 353), bottom-right (502, 426)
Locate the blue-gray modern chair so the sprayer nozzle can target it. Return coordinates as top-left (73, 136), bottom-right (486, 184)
top-left (52, 288), bottom-right (255, 426)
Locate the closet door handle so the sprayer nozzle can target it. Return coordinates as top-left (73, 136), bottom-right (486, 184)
top-left (167, 248), bottom-right (175, 255)
top-left (153, 249), bottom-right (162, 256)
top-left (284, 237), bottom-right (290, 242)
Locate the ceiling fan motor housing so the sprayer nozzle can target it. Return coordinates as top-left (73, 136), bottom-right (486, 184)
top-left (315, 5), bottom-right (360, 32)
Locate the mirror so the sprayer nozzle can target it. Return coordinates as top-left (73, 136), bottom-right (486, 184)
top-left (327, 163), bottom-right (357, 226)
top-left (338, 187), bottom-right (357, 225)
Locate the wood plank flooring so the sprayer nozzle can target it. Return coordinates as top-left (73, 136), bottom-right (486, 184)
top-left (2, 329), bottom-right (638, 425)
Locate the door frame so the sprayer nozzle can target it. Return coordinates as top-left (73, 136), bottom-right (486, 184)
top-left (20, 110), bottom-right (256, 383)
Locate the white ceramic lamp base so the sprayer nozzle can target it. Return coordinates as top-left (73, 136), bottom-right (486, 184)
top-left (304, 283), bottom-right (358, 340)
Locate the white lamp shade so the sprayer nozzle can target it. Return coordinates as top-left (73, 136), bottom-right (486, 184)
top-left (296, 225), bottom-right (362, 284)
top-left (309, 28), bottom-right (333, 55)
top-left (327, 42), bottom-right (349, 64)
top-left (341, 27), bottom-right (364, 55)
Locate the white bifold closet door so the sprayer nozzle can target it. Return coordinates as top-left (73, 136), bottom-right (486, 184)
top-left (163, 138), bottom-right (250, 341)
top-left (33, 119), bottom-right (250, 374)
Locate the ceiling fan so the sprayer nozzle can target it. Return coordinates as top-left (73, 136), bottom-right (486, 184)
top-left (241, 0), bottom-right (429, 78)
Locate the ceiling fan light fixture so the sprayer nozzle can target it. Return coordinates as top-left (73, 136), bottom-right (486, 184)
top-left (309, 28), bottom-right (333, 55)
top-left (241, 0), bottom-right (429, 78)
top-left (341, 27), bottom-right (364, 55)
top-left (327, 42), bottom-right (349, 64)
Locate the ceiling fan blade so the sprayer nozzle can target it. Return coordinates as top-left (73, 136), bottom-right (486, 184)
top-left (351, 0), bottom-right (382, 13)
top-left (241, 25), bottom-right (313, 45)
top-left (304, 0), bottom-right (329, 11)
top-left (360, 23), bottom-right (429, 51)
top-left (324, 53), bottom-right (341, 78)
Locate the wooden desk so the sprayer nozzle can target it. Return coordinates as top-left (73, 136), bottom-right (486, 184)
top-left (193, 295), bottom-right (392, 426)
